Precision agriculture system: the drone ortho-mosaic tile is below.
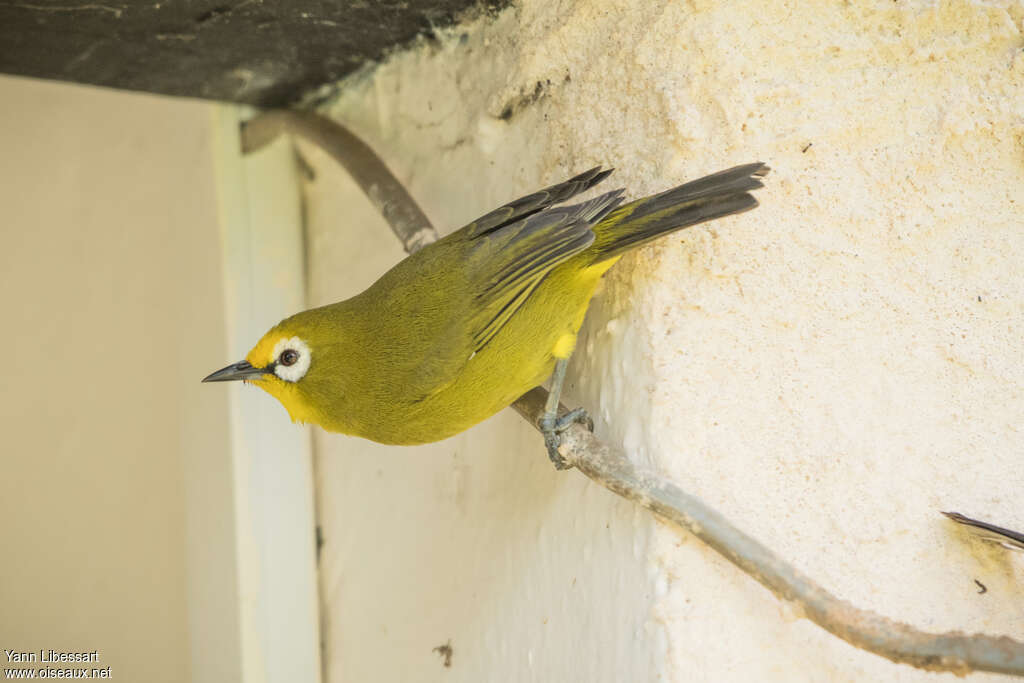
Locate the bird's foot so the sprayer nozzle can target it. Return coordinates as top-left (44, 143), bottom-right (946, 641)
top-left (539, 407), bottom-right (594, 470)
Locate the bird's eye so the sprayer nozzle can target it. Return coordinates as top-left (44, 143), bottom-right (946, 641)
top-left (270, 336), bottom-right (310, 383)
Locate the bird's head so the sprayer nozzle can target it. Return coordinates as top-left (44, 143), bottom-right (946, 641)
top-left (202, 311), bottom-right (331, 426)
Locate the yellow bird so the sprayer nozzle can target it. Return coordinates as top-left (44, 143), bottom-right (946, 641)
top-left (204, 163), bottom-right (767, 467)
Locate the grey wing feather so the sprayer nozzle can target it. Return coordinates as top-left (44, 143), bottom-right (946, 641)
top-left (466, 166), bottom-right (614, 237)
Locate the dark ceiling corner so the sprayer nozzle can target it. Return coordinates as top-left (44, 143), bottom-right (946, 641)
top-left (0, 0), bottom-right (506, 107)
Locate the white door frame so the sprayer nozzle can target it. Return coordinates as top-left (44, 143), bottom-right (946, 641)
top-left (208, 105), bottom-right (321, 683)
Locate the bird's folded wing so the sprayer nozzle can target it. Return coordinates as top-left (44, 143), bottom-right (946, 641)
top-left (407, 188), bottom-right (623, 403)
top-left (467, 189), bottom-right (624, 350)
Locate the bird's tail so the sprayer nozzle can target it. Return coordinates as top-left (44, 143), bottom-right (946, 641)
top-left (587, 162), bottom-right (769, 263)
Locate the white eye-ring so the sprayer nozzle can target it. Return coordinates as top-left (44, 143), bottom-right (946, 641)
top-left (271, 336), bottom-right (311, 382)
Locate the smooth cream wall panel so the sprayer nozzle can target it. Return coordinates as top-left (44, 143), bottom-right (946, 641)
top-left (0, 75), bottom-right (239, 683)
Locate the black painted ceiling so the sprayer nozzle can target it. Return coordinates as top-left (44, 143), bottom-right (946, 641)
top-left (0, 0), bottom-right (500, 106)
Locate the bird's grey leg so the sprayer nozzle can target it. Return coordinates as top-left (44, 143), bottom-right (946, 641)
top-left (538, 357), bottom-right (593, 470)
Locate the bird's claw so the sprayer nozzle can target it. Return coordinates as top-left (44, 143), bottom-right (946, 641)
top-left (539, 408), bottom-right (593, 470)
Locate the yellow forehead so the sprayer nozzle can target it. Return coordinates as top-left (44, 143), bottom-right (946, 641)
top-left (246, 330), bottom-right (286, 368)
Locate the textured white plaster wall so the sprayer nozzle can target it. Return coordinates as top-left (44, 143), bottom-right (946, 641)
top-left (307, 1), bottom-right (1024, 680)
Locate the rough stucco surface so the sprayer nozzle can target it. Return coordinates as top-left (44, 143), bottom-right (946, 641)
top-left (307, 1), bottom-right (1024, 680)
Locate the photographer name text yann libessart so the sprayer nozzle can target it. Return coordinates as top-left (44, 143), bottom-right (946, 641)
top-left (6, 650), bottom-right (99, 664)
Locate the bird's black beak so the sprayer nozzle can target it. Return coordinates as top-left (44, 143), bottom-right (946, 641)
top-left (202, 360), bottom-right (267, 383)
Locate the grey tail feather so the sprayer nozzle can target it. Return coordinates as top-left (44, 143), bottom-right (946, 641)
top-left (589, 162), bottom-right (769, 262)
